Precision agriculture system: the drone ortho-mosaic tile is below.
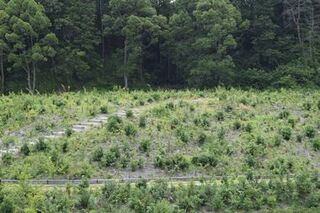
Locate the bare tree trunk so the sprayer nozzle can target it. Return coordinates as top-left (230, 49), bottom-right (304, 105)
top-left (0, 50), bottom-right (4, 93)
top-left (26, 65), bottom-right (32, 93)
top-left (124, 39), bottom-right (128, 89)
top-left (309, 3), bottom-right (315, 60)
top-left (32, 61), bottom-right (36, 92)
top-left (99, 0), bottom-right (105, 61)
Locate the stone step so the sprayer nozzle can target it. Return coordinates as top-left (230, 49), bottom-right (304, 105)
top-left (72, 125), bottom-right (88, 129)
top-left (72, 128), bottom-right (83, 133)
top-left (80, 122), bottom-right (101, 126)
top-left (53, 131), bottom-right (65, 136)
top-left (44, 135), bottom-right (61, 139)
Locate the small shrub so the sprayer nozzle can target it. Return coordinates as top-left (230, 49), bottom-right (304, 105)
top-left (126, 110), bottom-right (133, 118)
top-left (130, 158), bottom-right (144, 171)
top-left (272, 135), bottom-right (282, 147)
top-left (192, 154), bottom-right (217, 167)
top-left (65, 128), bottom-right (74, 137)
top-left (177, 128), bottom-right (189, 143)
top-left (280, 127), bottom-right (292, 141)
top-left (155, 154), bottom-right (190, 171)
top-left (279, 111), bottom-right (290, 119)
top-left (244, 123), bottom-right (253, 133)
top-left (256, 136), bottom-right (265, 145)
top-left (303, 102), bottom-right (312, 111)
top-left (107, 116), bottom-right (122, 133)
top-left (215, 112), bottom-right (224, 121)
top-left (35, 122), bottom-right (46, 132)
top-left (198, 133), bottom-right (207, 145)
top-left (92, 147), bottom-right (104, 162)
top-left (233, 120), bottom-right (241, 130)
top-left (125, 124), bottom-right (137, 136)
top-left (1, 153), bottom-right (13, 166)
top-left (296, 134), bottom-right (303, 143)
top-left (288, 118), bottom-right (296, 128)
top-left (100, 106), bottom-right (108, 114)
top-left (139, 116), bottom-right (146, 128)
top-left (317, 100), bottom-right (320, 110)
top-left (140, 140), bottom-right (151, 153)
top-left (53, 98), bottom-right (66, 108)
top-left (20, 143), bottom-right (30, 156)
top-left (312, 138), bottom-right (320, 151)
top-left (35, 138), bottom-right (48, 152)
top-left (166, 102), bottom-right (175, 110)
top-left (102, 146), bottom-right (120, 167)
top-left (139, 100), bottom-right (145, 106)
top-left (152, 94), bottom-right (161, 101)
top-left (305, 126), bottom-right (316, 138)
top-left (217, 128), bottom-right (225, 140)
top-left (224, 105), bottom-right (233, 113)
top-left (169, 154), bottom-right (190, 171)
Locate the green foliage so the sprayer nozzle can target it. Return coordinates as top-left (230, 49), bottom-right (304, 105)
top-left (305, 126), bottom-right (316, 138)
top-left (92, 147), bottom-right (104, 162)
top-left (124, 123), bottom-right (137, 136)
top-left (139, 139), bottom-right (151, 153)
top-left (191, 153), bottom-right (217, 167)
top-left (280, 127), bottom-right (292, 141)
top-left (312, 138), bottom-right (320, 151)
top-left (107, 116), bottom-right (123, 133)
top-left (35, 138), bottom-right (48, 152)
top-left (20, 143), bottom-right (30, 156)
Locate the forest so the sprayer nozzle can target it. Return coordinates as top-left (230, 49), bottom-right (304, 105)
top-left (0, 0), bottom-right (319, 93)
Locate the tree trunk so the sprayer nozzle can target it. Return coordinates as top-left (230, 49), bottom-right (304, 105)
top-left (26, 65), bottom-right (32, 93)
top-left (32, 61), bottom-right (36, 92)
top-left (0, 50), bottom-right (4, 93)
top-left (99, 0), bottom-right (105, 61)
top-left (124, 39), bottom-right (128, 89)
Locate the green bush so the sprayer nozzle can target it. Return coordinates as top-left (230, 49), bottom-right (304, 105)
top-left (191, 154), bottom-right (217, 167)
top-left (107, 116), bottom-right (123, 133)
top-left (272, 135), bottom-right (282, 147)
top-left (303, 102), bottom-right (312, 111)
top-left (215, 112), bottom-right (224, 121)
top-left (280, 127), bottom-right (292, 140)
top-left (100, 106), bottom-right (108, 114)
top-left (233, 120), bottom-right (241, 130)
top-left (155, 154), bottom-right (190, 171)
top-left (288, 118), bottom-right (296, 128)
top-left (35, 138), bottom-right (48, 152)
top-left (92, 147), bottom-right (104, 162)
top-left (1, 153), bottom-right (13, 166)
top-left (279, 111), bottom-right (290, 119)
top-left (20, 143), bottom-right (30, 156)
top-left (305, 126), bottom-right (316, 138)
top-left (139, 116), bottom-right (146, 128)
top-left (244, 123), bottom-right (253, 133)
top-left (312, 138), bottom-right (320, 151)
top-left (126, 110), bottom-right (134, 118)
top-left (102, 146), bottom-right (120, 167)
top-left (139, 140), bottom-right (151, 153)
top-left (176, 128), bottom-right (190, 143)
top-left (198, 133), bottom-right (207, 145)
top-left (125, 124), bottom-right (137, 136)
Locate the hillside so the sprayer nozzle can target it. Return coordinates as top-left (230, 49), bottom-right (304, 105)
top-left (0, 89), bottom-right (320, 212)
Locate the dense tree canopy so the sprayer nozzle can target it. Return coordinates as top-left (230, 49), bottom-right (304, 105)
top-left (0, 0), bottom-right (319, 92)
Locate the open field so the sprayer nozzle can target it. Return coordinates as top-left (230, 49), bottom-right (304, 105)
top-left (0, 88), bottom-right (320, 212)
